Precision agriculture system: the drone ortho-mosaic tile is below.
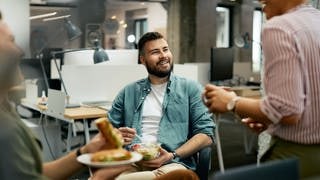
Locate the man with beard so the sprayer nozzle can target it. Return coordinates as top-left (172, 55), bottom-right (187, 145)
top-left (107, 32), bottom-right (214, 179)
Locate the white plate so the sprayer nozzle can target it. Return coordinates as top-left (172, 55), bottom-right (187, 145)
top-left (77, 152), bottom-right (142, 168)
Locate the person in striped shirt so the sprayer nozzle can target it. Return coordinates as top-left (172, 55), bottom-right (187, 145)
top-left (203, 0), bottom-right (320, 178)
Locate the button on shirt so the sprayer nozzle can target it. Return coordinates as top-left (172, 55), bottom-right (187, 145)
top-left (107, 73), bottom-right (214, 169)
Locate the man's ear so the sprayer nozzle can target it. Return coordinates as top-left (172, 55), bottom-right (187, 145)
top-left (139, 55), bottom-right (145, 65)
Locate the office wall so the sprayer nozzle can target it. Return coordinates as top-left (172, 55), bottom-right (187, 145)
top-left (196, 0), bottom-right (217, 63)
top-left (105, 1), bottom-right (167, 49)
top-left (167, 0), bottom-right (196, 64)
top-left (196, 0), bottom-right (255, 63)
top-left (0, 0), bottom-right (30, 57)
top-left (147, 3), bottom-right (167, 35)
top-left (238, 0), bottom-right (254, 62)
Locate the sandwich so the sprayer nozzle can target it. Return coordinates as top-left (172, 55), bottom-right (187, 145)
top-left (95, 117), bottom-right (124, 149)
top-left (91, 149), bottom-right (132, 162)
top-left (90, 118), bottom-right (133, 163)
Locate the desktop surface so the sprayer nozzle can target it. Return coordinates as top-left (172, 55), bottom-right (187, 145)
top-left (230, 86), bottom-right (261, 98)
top-left (80, 100), bottom-right (112, 111)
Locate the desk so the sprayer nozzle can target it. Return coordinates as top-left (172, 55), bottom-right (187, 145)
top-left (21, 99), bottom-right (106, 152)
top-left (231, 86), bottom-right (261, 99)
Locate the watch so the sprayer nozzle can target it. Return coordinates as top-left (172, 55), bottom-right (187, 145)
top-left (172, 151), bottom-right (179, 159)
top-left (226, 96), bottom-right (240, 112)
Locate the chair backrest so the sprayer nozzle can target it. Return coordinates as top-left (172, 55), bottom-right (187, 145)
top-left (213, 158), bottom-right (299, 180)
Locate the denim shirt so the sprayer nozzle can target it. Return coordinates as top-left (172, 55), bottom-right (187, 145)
top-left (107, 73), bottom-right (215, 169)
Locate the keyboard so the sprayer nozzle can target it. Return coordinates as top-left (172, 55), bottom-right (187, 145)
top-left (80, 100), bottom-right (112, 110)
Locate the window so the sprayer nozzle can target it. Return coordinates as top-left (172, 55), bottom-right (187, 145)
top-left (216, 7), bottom-right (230, 48)
top-left (252, 10), bottom-right (264, 73)
top-left (134, 18), bottom-right (147, 43)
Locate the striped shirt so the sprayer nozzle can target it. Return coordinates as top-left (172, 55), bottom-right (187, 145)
top-left (260, 4), bottom-right (320, 144)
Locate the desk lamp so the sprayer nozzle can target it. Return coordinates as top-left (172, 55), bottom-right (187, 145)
top-left (234, 32), bottom-right (251, 49)
top-left (234, 32), bottom-right (261, 48)
top-left (64, 18), bottom-right (82, 41)
top-left (51, 39), bottom-right (109, 107)
top-left (33, 15), bottom-right (82, 91)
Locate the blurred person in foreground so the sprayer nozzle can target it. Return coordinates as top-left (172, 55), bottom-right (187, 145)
top-left (203, 0), bottom-right (320, 178)
top-left (0, 10), bottom-right (131, 180)
top-left (107, 32), bottom-right (214, 179)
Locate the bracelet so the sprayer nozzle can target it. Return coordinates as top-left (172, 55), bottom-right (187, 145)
top-left (76, 148), bottom-right (82, 157)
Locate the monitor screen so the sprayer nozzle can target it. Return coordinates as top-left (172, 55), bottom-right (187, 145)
top-left (210, 47), bottom-right (234, 81)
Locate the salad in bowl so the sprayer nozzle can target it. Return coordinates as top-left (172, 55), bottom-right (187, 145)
top-left (131, 143), bottom-right (161, 161)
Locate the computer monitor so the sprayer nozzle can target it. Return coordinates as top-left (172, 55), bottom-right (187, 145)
top-left (20, 58), bottom-right (50, 80)
top-left (210, 47), bottom-right (234, 81)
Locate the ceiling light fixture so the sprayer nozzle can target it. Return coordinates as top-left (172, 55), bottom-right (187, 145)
top-left (43, 14), bottom-right (71, 22)
top-left (30, 12), bottom-right (57, 20)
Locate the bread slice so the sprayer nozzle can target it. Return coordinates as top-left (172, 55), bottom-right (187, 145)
top-left (91, 149), bottom-right (132, 162)
top-left (95, 117), bottom-right (124, 149)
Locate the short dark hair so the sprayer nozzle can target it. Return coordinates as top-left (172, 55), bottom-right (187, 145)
top-left (138, 32), bottom-right (164, 55)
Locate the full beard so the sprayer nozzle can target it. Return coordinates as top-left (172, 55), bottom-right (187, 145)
top-left (145, 62), bottom-right (173, 78)
top-left (0, 54), bottom-right (22, 90)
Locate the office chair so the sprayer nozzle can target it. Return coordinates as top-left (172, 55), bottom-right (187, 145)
top-left (213, 158), bottom-right (299, 180)
top-left (195, 145), bottom-right (212, 180)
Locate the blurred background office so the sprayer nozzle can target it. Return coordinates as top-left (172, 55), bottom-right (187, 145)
top-left (0, 0), bottom-right (319, 178)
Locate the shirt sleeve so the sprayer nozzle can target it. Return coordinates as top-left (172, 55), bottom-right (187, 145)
top-left (260, 25), bottom-right (305, 124)
top-left (107, 87), bottom-right (126, 128)
top-left (188, 80), bottom-right (215, 138)
top-left (0, 124), bottom-right (48, 180)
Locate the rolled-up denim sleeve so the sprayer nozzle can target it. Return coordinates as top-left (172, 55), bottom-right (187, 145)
top-left (188, 81), bottom-right (215, 139)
